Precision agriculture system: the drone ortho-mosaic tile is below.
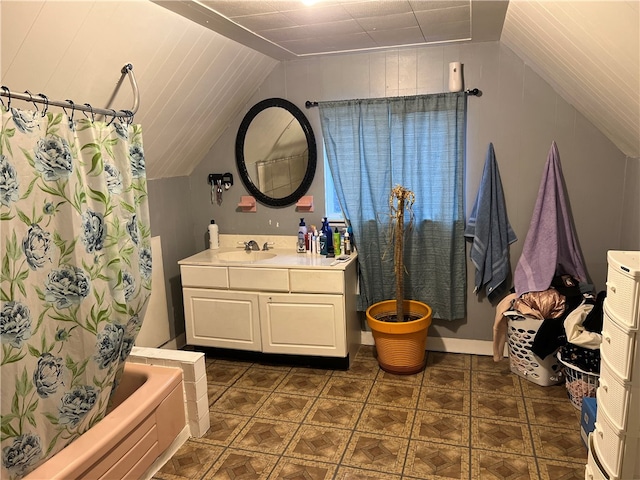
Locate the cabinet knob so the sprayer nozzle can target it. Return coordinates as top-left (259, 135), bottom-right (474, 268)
top-left (600, 380), bottom-right (608, 392)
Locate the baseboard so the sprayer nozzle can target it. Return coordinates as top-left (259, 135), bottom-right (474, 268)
top-left (360, 331), bottom-right (504, 357)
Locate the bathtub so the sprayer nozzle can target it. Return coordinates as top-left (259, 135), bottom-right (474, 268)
top-left (25, 362), bottom-right (186, 480)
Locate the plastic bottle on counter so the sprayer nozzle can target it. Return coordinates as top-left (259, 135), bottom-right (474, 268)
top-left (333, 227), bottom-right (341, 255)
top-left (208, 220), bottom-right (219, 250)
top-left (297, 218), bottom-right (307, 253)
top-left (344, 231), bottom-right (351, 255)
top-left (319, 229), bottom-right (327, 255)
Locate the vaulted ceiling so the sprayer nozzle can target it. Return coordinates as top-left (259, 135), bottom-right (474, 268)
top-left (1, 1), bottom-right (638, 182)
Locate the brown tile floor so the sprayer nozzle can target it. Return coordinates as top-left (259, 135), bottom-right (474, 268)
top-left (153, 347), bottom-right (587, 480)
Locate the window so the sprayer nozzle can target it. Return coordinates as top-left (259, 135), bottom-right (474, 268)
top-left (323, 149), bottom-right (344, 222)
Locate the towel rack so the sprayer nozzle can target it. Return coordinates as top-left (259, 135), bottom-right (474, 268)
top-left (0, 64), bottom-right (139, 119)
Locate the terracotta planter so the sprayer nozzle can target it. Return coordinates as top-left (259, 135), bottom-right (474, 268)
top-left (366, 299), bottom-right (432, 374)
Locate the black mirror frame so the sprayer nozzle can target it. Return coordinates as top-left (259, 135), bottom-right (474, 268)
top-left (235, 98), bottom-right (317, 208)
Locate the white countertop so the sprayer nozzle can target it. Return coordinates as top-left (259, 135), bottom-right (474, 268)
top-left (179, 241), bottom-right (357, 271)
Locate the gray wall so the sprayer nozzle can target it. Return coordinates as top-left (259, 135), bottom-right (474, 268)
top-left (171, 41), bottom-right (635, 344)
top-left (147, 176), bottom-right (195, 341)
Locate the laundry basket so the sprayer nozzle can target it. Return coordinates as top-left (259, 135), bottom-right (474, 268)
top-left (557, 353), bottom-right (599, 410)
top-left (507, 316), bottom-right (564, 386)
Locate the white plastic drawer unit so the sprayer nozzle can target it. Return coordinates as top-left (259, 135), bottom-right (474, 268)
top-left (601, 307), bottom-right (639, 382)
top-left (597, 361), bottom-right (638, 432)
top-left (605, 250), bottom-right (640, 330)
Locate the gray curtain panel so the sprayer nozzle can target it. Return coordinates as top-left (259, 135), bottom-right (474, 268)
top-left (318, 93), bottom-right (466, 320)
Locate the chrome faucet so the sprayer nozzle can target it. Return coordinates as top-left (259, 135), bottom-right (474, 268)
top-left (244, 240), bottom-right (259, 251)
top-left (262, 242), bottom-right (274, 251)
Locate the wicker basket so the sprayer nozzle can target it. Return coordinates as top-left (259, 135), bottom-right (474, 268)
top-left (556, 353), bottom-right (599, 410)
top-left (507, 316), bottom-right (564, 386)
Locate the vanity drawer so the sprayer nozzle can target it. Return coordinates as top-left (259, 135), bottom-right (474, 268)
top-left (229, 268), bottom-right (289, 292)
top-left (290, 269), bottom-right (344, 294)
top-left (180, 266), bottom-right (229, 288)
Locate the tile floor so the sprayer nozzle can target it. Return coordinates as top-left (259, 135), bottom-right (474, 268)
top-left (153, 347), bottom-right (587, 480)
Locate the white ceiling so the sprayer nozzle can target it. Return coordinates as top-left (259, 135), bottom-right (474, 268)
top-left (159, 0), bottom-right (639, 159)
top-left (158, 0), bottom-right (509, 58)
top-left (1, 1), bottom-right (637, 183)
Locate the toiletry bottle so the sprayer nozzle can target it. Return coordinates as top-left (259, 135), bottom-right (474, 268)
top-left (314, 229), bottom-right (320, 254)
top-left (344, 231), bottom-right (351, 255)
top-left (319, 229), bottom-right (327, 255)
top-left (297, 218), bottom-right (307, 253)
top-left (340, 230), bottom-right (345, 255)
top-left (322, 217), bottom-right (333, 254)
top-left (347, 224), bottom-right (354, 252)
top-left (208, 220), bottom-right (219, 250)
top-left (333, 227), bottom-right (341, 255)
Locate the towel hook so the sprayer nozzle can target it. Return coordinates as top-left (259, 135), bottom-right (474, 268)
top-left (37, 93), bottom-right (49, 117)
top-left (1, 86), bottom-right (11, 110)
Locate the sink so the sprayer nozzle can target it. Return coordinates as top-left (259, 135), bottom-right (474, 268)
top-left (216, 251), bottom-right (277, 263)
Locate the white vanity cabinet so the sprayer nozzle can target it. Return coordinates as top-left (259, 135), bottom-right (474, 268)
top-left (179, 249), bottom-right (360, 366)
top-left (586, 250), bottom-right (640, 480)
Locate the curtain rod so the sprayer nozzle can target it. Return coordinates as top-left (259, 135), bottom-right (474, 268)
top-left (305, 88), bottom-right (481, 109)
top-left (0, 64), bottom-right (139, 119)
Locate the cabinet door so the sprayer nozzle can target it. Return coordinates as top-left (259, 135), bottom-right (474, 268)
top-left (259, 294), bottom-right (345, 357)
top-left (183, 288), bottom-right (261, 351)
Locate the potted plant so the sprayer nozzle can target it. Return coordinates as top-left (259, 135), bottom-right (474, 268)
top-left (366, 185), bottom-right (432, 374)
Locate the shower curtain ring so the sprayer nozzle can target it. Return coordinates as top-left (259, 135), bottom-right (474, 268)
top-left (1, 86), bottom-right (11, 110)
top-left (107, 109), bottom-right (117, 126)
top-left (83, 103), bottom-right (95, 123)
top-left (25, 90), bottom-right (38, 112)
top-left (37, 93), bottom-right (49, 117)
top-left (122, 110), bottom-right (133, 126)
top-left (65, 99), bottom-right (76, 128)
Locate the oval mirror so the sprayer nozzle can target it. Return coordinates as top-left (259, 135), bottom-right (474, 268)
top-left (236, 98), bottom-right (316, 207)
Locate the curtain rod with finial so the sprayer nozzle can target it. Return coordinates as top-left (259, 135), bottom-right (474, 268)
top-left (0, 64), bottom-right (139, 119)
top-left (305, 88), bottom-right (481, 109)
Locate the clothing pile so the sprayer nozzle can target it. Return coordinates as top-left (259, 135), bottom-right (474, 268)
top-left (494, 275), bottom-right (605, 389)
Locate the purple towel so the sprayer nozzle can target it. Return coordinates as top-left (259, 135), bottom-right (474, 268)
top-left (514, 142), bottom-right (587, 295)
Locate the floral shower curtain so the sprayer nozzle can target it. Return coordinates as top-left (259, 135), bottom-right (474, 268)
top-left (0, 106), bottom-right (151, 479)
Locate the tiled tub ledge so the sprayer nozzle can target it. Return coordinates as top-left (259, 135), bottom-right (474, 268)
top-left (129, 346), bottom-right (210, 438)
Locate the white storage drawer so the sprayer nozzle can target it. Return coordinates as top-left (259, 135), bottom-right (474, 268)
top-left (180, 265), bottom-right (229, 288)
top-left (597, 361), bottom-right (638, 432)
top-left (593, 413), bottom-right (624, 477)
top-left (586, 434), bottom-right (614, 480)
top-left (290, 269), bottom-right (344, 294)
top-left (229, 267), bottom-right (289, 292)
top-left (601, 307), bottom-right (638, 382)
top-left (605, 251), bottom-right (640, 330)
top-left (593, 411), bottom-right (640, 479)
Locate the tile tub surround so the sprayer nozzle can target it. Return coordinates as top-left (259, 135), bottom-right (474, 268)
top-left (152, 348), bottom-right (587, 480)
top-left (129, 347), bottom-right (210, 438)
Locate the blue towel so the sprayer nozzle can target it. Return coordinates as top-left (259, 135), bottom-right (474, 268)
top-left (465, 143), bottom-right (517, 300)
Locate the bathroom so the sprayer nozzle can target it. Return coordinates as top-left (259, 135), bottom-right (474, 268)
top-left (1, 1), bottom-right (639, 479)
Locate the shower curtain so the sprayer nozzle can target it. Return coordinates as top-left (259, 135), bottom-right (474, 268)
top-left (0, 106), bottom-right (151, 479)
